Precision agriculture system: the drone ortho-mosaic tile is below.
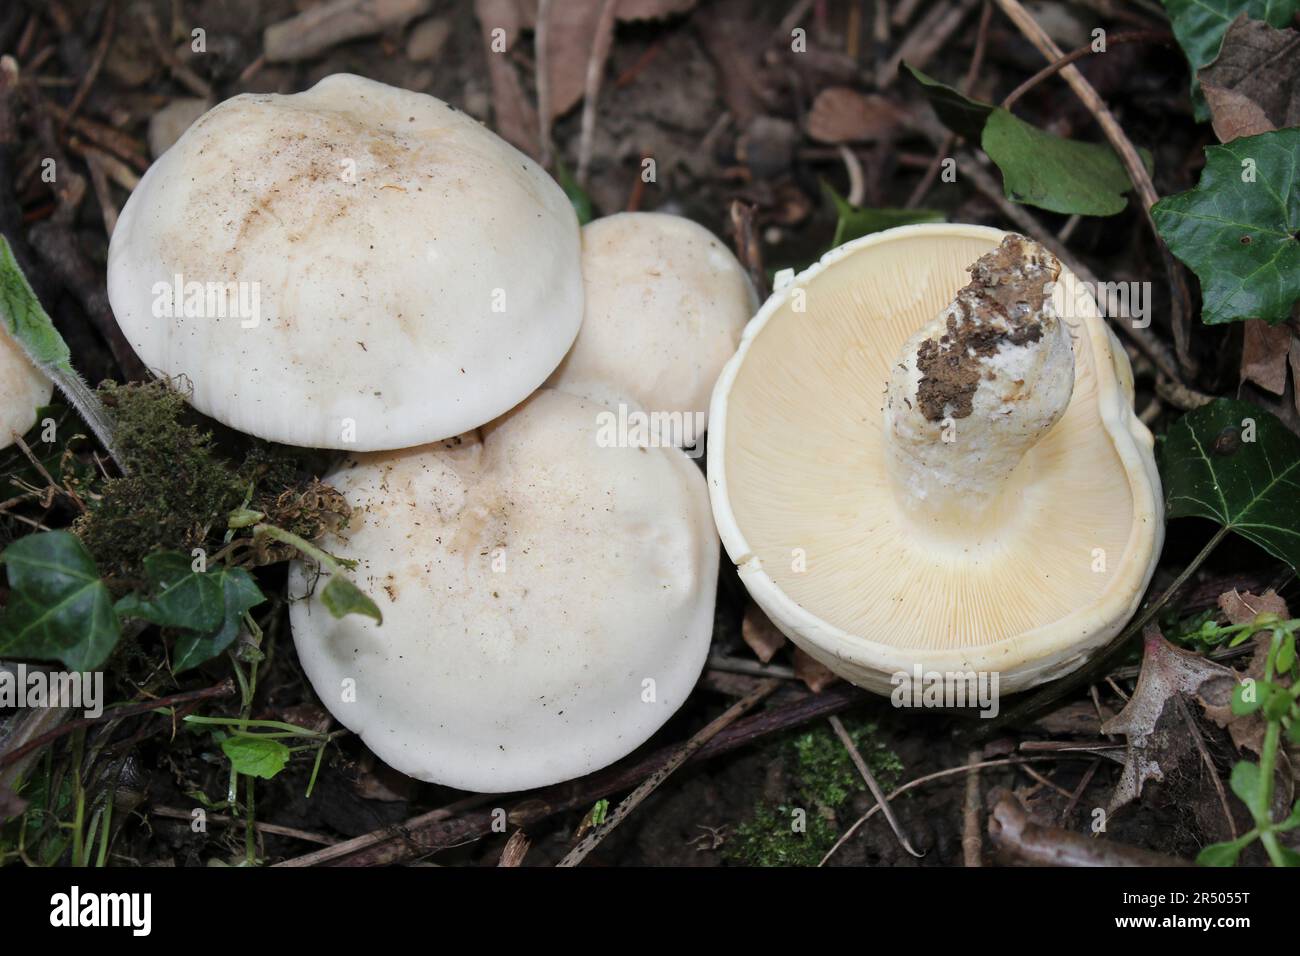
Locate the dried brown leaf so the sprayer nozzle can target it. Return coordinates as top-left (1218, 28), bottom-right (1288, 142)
top-left (805, 88), bottom-right (904, 144)
top-left (1240, 320), bottom-right (1294, 396)
top-left (474, 0), bottom-right (540, 156)
top-left (792, 647), bottom-right (838, 694)
top-left (1100, 628), bottom-right (1245, 811)
top-left (741, 602), bottom-right (787, 663)
top-left (1200, 15), bottom-right (1300, 142)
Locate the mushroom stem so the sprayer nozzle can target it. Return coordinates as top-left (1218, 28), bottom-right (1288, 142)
top-left (883, 235), bottom-right (1073, 528)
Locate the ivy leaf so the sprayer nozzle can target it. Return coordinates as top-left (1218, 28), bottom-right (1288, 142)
top-left (1161, 399), bottom-right (1300, 573)
top-left (220, 736), bottom-right (290, 780)
top-left (321, 574), bottom-right (383, 624)
top-left (115, 552), bottom-right (266, 672)
top-left (1151, 128), bottom-right (1300, 325)
top-left (901, 63), bottom-right (992, 140)
top-left (1159, 0), bottom-right (1300, 120)
top-left (0, 531), bottom-right (120, 670)
top-left (982, 109), bottom-right (1150, 216)
top-left (172, 570), bottom-right (265, 673)
top-left (822, 182), bottom-right (944, 247)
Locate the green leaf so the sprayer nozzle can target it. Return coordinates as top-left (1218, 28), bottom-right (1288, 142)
top-left (1197, 833), bottom-right (1255, 866)
top-left (1159, 0), bottom-right (1300, 120)
top-left (1232, 679), bottom-right (1262, 715)
top-left (0, 236), bottom-right (73, 369)
top-left (1277, 632), bottom-right (1297, 673)
top-left (1161, 399), bottom-right (1300, 574)
top-left (823, 182), bottom-right (944, 247)
top-left (0, 237), bottom-right (121, 464)
top-left (321, 574), bottom-right (383, 624)
top-left (982, 109), bottom-right (1149, 216)
top-left (900, 67), bottom-right (1148, 217)
top-left (220, 736), bottom-right (290, 780)
top-left (902, 64), bottom-right (992, 141)
top-left (1278, 800), bottom-right (1300, 831)
top-left (555, 159), bottom-right (594, 226)
top-left (0, 531), bottom-right (120, 670)
top-left (115, 552), bottom-right (266, 672)
top-left (172, 569), bottom-right (265, 673)
top-left (1152, 128), bottom-right (1300, 325)
top-left (1230, 760), bottom-right (1262, 805)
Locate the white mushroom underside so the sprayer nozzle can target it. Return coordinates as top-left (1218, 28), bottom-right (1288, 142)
top-left (289, 389), bottom-right (717, 792)
top-left (721, 233), bottom-right (1153, 652)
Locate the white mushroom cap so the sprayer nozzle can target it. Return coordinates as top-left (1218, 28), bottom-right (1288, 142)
top-left (108, 74), bottom-right (583, 451)
top-left (709, 224), bottom-right (1162, 695)
top-left (288, 388), bottom-right (717, 791)
top-left (546, 212), bottom-right (756, 446)
top-left (0, 330), bottom-right (51, 451)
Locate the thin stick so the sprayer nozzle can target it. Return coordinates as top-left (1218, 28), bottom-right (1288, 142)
top-left (534, 0), bottom-right (553, 169)
top-left (60, 0), bottom-right (115, 130)
top-left (498, 829), bottom-right (531, 867)
top-left (990, 0), bottom-right (1194, 377)
top-left (1001, 31), bottom-right (1171, 110)
top-left (1176, 696), bottom-right (1238, 840)
top-left (556, 679), bottom-right (780, 867)
top-left (0, 680), bottom-right (235, 771)
top-left (1060, 757), bottom-right (1100, 824)
top-left (820, 755), bottom-right (1064, 865)
top-left (961, 747), bottom-right (983, 865)
top-left (151, 806), bottom-right (337, 846)
top-left (828, 714), bottom-right (921, 857)
top-left (576, 0), bottom-right (619, 185)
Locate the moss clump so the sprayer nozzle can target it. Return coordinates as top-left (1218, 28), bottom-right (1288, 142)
top-left (723, 804), bottom-right (836, 867)
top-left (790, 717), bottom-right (903, 810)
top-left (74, 381), bottom-right (323, 588)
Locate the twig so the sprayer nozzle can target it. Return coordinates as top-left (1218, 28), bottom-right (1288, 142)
top-left (150, 806), bottom-right (338, 846)
top-left (729, 200), bottom-right (768, 300)
top-left (906, 0), bottom-right (990, 208)
top-left (961, 748), bottom-right (983, 866)
top-left (142, 10), bottom-right (212, 99)
top-left (1156, 373), bottom-right (1214, 410)
top-left (497, 829), bottom-right (531, 866)
top-left (556, 679), bottom-right (780, 866)
top-left (828, 714), bottom-right (921, 857)
top-left (877, 0), bottom-right (978, 89)
top-left (1176, 696), bottom-right (1238, 840)
top-left (820, 755), bottom-right (1064, 865)
top-left (277, 683), bottom-right (867, 866)
top-left (60, 0), bottom-right (115, 131)
top-left (989, 795), bottom-right (1191, 865)
top-left (838, 144), bottom-right (865, 205)
top-left (1059, 757), bottom-right (1101, 824)
top-left (576, 0), bottom-right (619, 186)
top-left (0, 680), bottom-right (235, 772)
top-left (1001, 31), bottom-right (1172, 111)
top-left (990, 0), bottom-right (1195, 378)
top-left (1020, 763), bottom-right (1073, 799)
top-left (534, 0), bottom-right (553, 169)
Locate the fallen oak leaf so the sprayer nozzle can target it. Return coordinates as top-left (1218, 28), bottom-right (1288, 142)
top-left (1240, 320), bottom-right (1294, 396)
top-left (1216, 590), bottom-right (1295, 776)
top-left (1101, 626), bottom-right (1247, 812)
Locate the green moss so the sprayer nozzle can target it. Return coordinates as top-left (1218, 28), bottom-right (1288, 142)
top-left (723, 803), bottom-right (836, 867)
top-left (789, 717), bottom-right (903, 810)
top-left (73, 381), bottom-right (321, 588)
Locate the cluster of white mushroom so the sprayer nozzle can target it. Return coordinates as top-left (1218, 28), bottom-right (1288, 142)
top-left (105, 74), bottom-right (756, 792)
top-left (95, 74), bottom-right (1165, 795)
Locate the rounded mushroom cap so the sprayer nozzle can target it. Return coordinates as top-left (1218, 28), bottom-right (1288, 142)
top-left (108, 74), bottom-right (582, 451)
top-left (289, 388), bottom-right (718, 792)
top-left (708, 224), bottom-right (1162, 694)
top-left (546, 212), bottom-right (756, 443)
top-left (0, 331), bottom-right (51, 451)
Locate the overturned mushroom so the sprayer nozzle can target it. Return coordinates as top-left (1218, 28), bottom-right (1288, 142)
top-left (108, 74), bottom-right (583, 451)
top-left (547, 212), bottom-right (756, 449)
top-left (709, 225), bottom-right (1162, 695)
top-left (289, 388), bottom-right (718, 792)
